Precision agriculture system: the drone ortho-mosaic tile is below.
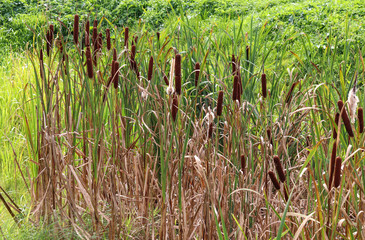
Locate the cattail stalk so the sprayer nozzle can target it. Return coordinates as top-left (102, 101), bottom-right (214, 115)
top-left (175, 54), bottom-right (182, 95)
top-left (194, 62), bottom-right (200, 87)
top-left (273, 155), bottom-right (285, 183)
top-left (261, 72), bottom-right (267, 98)
top-left (147, 56), bottom-right (154, 81)
top-left (268, 171), bottom-right (280, 190)
top-left (358, 107), bottom-right (364, 133)
top-left (73, 14), bottom-right (79, 45)
top-left (106, 28), bottom-right (111, 50)
top-left (337, 100), bottom-right (354, 137)
top-left (172, 94), bottom-right (178, 122)
top-left (334, 157), bottom-right (342, 188)
top-left (217, 91), bottom-right (224, 116)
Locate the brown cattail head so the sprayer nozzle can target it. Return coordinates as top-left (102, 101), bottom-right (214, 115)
top-left (246, 45), bottom-right (250, 61)
top-left (273, 155), bottom-right (285, 183)
top-left (232, 54), bottom-right (236, 75)
top-left (334, 156), bottom-right (342, 188)
top-left (147, 56), bottom-right (154, 81)
top-left (358, 107), bottom-right (364, 133)
top-left (85, 20), bottom-right (90, 37)
top-left (134, 36), bottom-right (138, 45)
top-left (268, 171), bottom-right (281, 190)
top-left (283, 185), bottom-right (289, 201)
top-left (131, 45), bottom-right (136, 60)
top-left (113, 48), bottom-right (117, 62)
top-left (240, 154), bottom-right (246, 174)
top-left (172, 94), bottom-right (178, 122)
top-left (163, 72), bottom-right (169, 85)
top-left (92, 20), bottom-right (98, 48)
top-left (124, 27), bottom-right (129, 47)
top-left (46, 31), bottom-right (50, 56)
top-left (337, 100), bottom-right (354, 137)
top-left (261, 73), bottom-right (267, 98)
top-left (156, 32), bottom-right (160, 41)
top-left (49, 24), bottom-right (54, 44)
top-left (217, 91), bottom-right (224, 116)
top-left (40, 49), bottom-right (44, 79)
top-left (86, 46), bottom-right (93, 78)
top-left (73, 14), bottom-right (79, 45)
top-left (285, 81), bottom-right (298, 104)
top-left (194, 62), bottom-right (200, 87)
top-left (208, 123), bottom-right (214, 139)
top-left (267, 127), bottom-right (273, 146)
top-left (106, 28), bottom-right (111, 50)
top-left (329, 141), bottom-right (337, 190)
top-left (333, 112), bottom-right (340, 139)
top-left (175, 54), bottom-right (182, 95)
top-left (232, 75), bottom-right (240, 102)
top-left (113, 61), bottom-right (119, 89)
top-left (85, 32), bottom-right (90, 47)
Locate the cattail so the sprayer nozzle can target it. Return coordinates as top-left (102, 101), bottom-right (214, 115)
top-left (163, 72), bottom-right (169, 85)
top-left (156, 32), bottom-right (160, 41)
top-left (171, 94), bottom-right (178, 122)
top-left (40, 49), bottom-right (44, 80)
top-left (285, 81), bottom-right (298, 104)
top-left (113, 48), bottom-right (117, 62)
top-left (240, 154), bottom-right (246, 174)
top-left (208, 123), bottom-right (214, 138)
top-left (106, 28), bottom-right (111, 50)
top-left (85, 46), bottom-right (93, 78)
top-left (333, 112), bottom-right (340, 139)
top-left (113, 61), bottom-right (119, 89)
top-left (334, 156), bottom-right (342, 188)
top-left (337, 100), bottom-right (354, 137)
top-left (246, 45), bottom-right (250, 61)
top-left (232, 75), bottom-right (240, 102)
top-left (194, 62), bottom-right (200, 87)
top-left (232, 54), bottom-right (236, 75)
top-left (85, 32), bottom-right (90, 47)
top-left (131, 45), bottom-right (136, 60)
top-left (85, 20), bottom-right (90, 37)
top-left (175, 54), bottom-right (182, 95)
top-left (46, 31), bottom-right (50, 56)
top-left (92, 20), bottom-right (98, 46)
top-left (273, 155), bottom-right (285, 183)
top-left (267, 127), bottom-right (273, 146)
top-left (73, 14), bottom-right (79, 45)
top-left (49, 24), bottom-right (54, 45)
top-left (268, 171), bottom-right (281, 190)
top-left (216, 91), bottom-right (224, 116)
top-left (261, 72), bottom-right (267, 98)
top-left (283, 185), bottom-right (289, 201)
top-left (328, 141), bottom-right (337, 190)
top-left (147, 56), bottom-right (154, 81)
top-left (134, 36), bottom-right (138, 45)
top-left (358, 108), bottom-right (364, 133)
top-left (124, 27), bottom-right (129, 47)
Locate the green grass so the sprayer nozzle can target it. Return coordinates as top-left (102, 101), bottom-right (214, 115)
top-left (1, 0), bottom-right (365, 239)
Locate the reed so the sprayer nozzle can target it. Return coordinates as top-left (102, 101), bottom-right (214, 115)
top-left (175, 54), bottom-right (181, 95)
top-left (358, 107), bottom-right (364, 133)
top-left (194, 62), bottom-right (200, 87)
top-left (334, 156), bottom-right (342, 188)
top-left (73, 14), bottom-right (79, 45)
top-left (337, 100), bottom-right (354, 137)
top-left (261, 72), bottom-right (267, 98)
top-left (273, 155), bottom-right (285, 183)
top-left (268, 171), bottom-right (281, 190)
top-left (106, 28), bottom-right (111, 50)
top-left (148, 56), bottom-right (154, 81)
top-left (216, 91), bottom-right (223, 116)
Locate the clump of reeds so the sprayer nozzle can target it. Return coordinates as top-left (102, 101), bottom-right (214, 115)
top-left (337, 100), bottom-right (354, 137)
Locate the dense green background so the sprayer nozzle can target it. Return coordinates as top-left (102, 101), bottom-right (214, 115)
top-left (1, 0), bottom-right (365, 57)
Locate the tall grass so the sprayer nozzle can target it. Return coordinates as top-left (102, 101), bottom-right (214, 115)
top-left (1, 10), bottom-right (365, 239)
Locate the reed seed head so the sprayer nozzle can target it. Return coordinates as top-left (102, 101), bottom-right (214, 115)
top-left (156, 32), bottom-right (160, 41)
top-left (334, 156), bottom-right (342, 188)
top-left (358, 107), bottom-right (364, 133)
top-left (86, 46), bottom-right (93, 78)
top-left (333, 112), bottom-right (340, 139)
top-left (268, 171), bottom-right (281, 190)
top-left (246, 45), bottom-right (250, 60)
top-left (113, 61), bottom-right (119, 89)
top-left (147, 56), bottom-right (154, 81)
top-left (232, 75), bottom-right (240, 102)
top-left (329, 141), bottom-right (337, 190)
top-left (337, 100), bottom-right (354, 137)
top-left (85, 20), bottom-right (90, 37)
top-left (92, 21), bottom-right (98, 48)
top-left (113, 48), bottom-right (117, 62)
top-left (216, 91), bottom-right (224, 116)
top-left (194, 62), bottom-right (200, 87)
top-left (273, 155), bottom-right (285, 183)
top-left (285, 81), bottom-right (298, 104)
